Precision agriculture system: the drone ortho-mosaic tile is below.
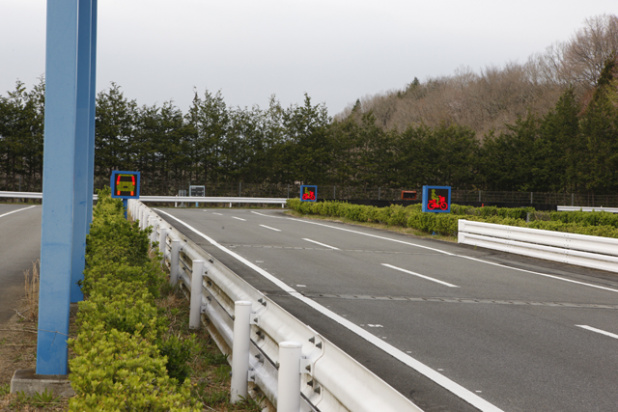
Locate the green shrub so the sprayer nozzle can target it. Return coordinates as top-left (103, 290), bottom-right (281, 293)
top-left (69, 188), bottom-right (197, 411)
top-left (76, 282), bottom-right (165, 338)
top-left (549, 210), bottom-right (618, 228)
top-left (287, 198), bottom-right (618, 239)
top-left (158, 334), bottom-right (198, 383)
top-left (69, 326), bottom-right (196, 411)
top-left (81, 258), bottom-right (165, 298)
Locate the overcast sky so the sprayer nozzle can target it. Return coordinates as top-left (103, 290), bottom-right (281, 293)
top-left (1, 1), bottom-right (617, 116)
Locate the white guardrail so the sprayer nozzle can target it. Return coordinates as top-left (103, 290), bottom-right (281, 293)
top-left (0, 191), bottom-right (287, 207)
top-left (128, 199), bottom-right (423, 412)
top-left (557, 205), bottom-right (618, 213)
top-left (0, 191), bottom-right (46, 199)
top-left (458, 219), bottom-right (618, 273)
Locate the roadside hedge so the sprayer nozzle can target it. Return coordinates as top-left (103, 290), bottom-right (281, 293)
top-left (68, 188), bottom-right (199, 411)
top-left (287, 199), bottom-right (618, 238)
top-left (287, 198), bottom-right (460, 236)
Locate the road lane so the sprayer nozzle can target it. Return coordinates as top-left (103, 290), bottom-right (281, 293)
top-left (157, 207), bottom-right (618, 412)
top-left (0, 205), bottom-right (41, 323)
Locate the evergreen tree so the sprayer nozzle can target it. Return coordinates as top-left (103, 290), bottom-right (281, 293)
top-left (190, 90), bottom-right (229, 188)
top-left (274, 94), bottom-right (330, 184)
top-left (579, 56), bottom-right (618, 194)
top-left (538, 87), bottom-right (582, 192)
top-left (95, 83), bottom-right (138, 182)
top-left (0, 79), bottom-right (45, 191)
top-left (394, 124), bottom-right (432, 188)
top-left (480, 113), bottom-right (541, 191)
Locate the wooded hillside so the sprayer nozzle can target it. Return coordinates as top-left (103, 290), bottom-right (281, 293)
top-left (338, 14), bottom-right (618, 137)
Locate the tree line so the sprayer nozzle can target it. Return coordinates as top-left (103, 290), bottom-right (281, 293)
top-left (1, 56), bottom-right (617, 196)
top-left (1, 13), bottom-right (617, 197)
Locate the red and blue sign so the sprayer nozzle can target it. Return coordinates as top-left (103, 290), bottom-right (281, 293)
top-left (110, 171), bottom-right (141, 199)
top-left (300, 185), bottom-right (317, 202)
top-left (422, 185), bottom-right (451, 213)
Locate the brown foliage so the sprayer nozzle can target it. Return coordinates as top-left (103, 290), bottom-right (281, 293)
top-left (337, 14), bottom-right (618, 139)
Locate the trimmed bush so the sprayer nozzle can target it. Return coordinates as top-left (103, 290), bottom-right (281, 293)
top-left (288, 199), bottom-right (460, 236)
top-left (69, 188), bottom-right (199, 411)
top-left (287, 199), bottom-right (618, 238)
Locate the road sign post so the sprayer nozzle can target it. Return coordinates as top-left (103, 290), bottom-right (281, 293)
top-left (422, 185), bottom-right (451, 213)
top-left (111, 171), bottom-right (141, 218)
top-left (300, 185), bottom-right (317, 202)
top-left (189, 185), bottom-right (205, 207)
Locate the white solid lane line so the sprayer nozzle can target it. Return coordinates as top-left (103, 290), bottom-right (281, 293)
top-left (156, 209), bottom-right (504, 412)
top-left (252, 211), bottom-right (618, 294)
top-left (232, 216), bottom-right (247, 221)
top-left (382, 263), bottom-right (459, 288)
top-left (259, 224), bottom-right (281, 232)
top-left (0, 205), bottom-right (36, 219)
top-left (461, 255), bottom-right (618, 294)
top-left (303, 238), bottom-right (340, 250)
top-left (576, 325), bottom-right (618, 340)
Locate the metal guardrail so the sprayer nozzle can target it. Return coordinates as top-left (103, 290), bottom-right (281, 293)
top-left (557, 206), bottom-right (618, 213)
top-left (0, 191), bottom-right (46, 199)
top-left (4, 190), bottom-right (618, 209)
top-left (139, 195), bottom-right (287, 207)
top-left (0, 191), bottom-right (287, 207)
top-left (129, 199), bottom-right (423, 412)
top-left (458, 219), bottom-right (618, 273)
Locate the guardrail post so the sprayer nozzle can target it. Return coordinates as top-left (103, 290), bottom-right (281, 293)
top-left (158, 226), bottom-right (168, 255)
top-left (140, 205), bottom-right (147, 230)
top-left (149, 217), bottom-right (155, 243)
top-left (152, 219), bottom-right (161, 245)
top-left (231, 301), bottom-right (252, 403)
top-left (189, 259), bottom-right (204, 329)
top-left (277, 341), bottom-right (302, 412)
top-left (170, 240), bottom-right (181, 286)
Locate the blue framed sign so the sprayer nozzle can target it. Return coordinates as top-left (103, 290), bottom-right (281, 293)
top-left (422, 185), bottom-right (451, 213)
top-left (110, 171), bottom-right (141, 199)
top-left (300, 185), bottom-right (317, 202)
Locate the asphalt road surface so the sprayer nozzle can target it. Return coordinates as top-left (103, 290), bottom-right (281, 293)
top-left (156, 207), bottom-right (618, 412)
top-left (0, 204), bottom-right (41, 323)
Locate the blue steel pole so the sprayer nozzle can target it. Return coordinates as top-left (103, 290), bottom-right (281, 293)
top-left (71, 0), bottom-right (94, 304)
top-left (36, 0), bottom-right (81, 376)
top-left (86, 0), bottom-right (97, 228)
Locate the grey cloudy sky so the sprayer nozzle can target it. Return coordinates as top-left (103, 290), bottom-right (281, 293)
top-left (1, 1), bottom-right (617, 116)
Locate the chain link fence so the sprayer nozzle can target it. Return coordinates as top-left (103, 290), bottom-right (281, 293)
top-left (173, 183), bottom-right (618, 208)
top-left (2, 181), bottom-right (616, 208)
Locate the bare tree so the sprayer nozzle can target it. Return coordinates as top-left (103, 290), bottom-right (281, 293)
top-left (536, 14), bottom-right (618, 87)
top-left (566, 14), bottom-right (618, 86)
